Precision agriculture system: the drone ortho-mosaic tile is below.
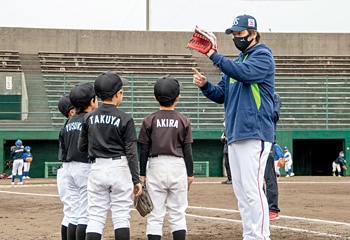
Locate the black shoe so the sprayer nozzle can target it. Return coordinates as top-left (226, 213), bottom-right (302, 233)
top-left (221, 179), bottom-right (232, 184)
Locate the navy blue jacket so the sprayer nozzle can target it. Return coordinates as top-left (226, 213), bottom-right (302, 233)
top-left (335, 157), bottom-right (346, 166)
top-left (10, 147), bottom-right (27, 160)
top-left (202, 43), bottom-right (275, 144)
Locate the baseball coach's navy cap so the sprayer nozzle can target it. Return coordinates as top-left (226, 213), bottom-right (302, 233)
top-left (225, 14), bottom-right (257, 34)
top-left (69, 82), bottom-right (96, 108)
top-left (154, 75), bottom-right (183, 102)
top-left (58, 94), bottom-right (74, 117)
top-left (94, 71), bottom-right (128, 99)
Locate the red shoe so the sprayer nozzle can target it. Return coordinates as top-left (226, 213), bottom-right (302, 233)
top-left (269, 211), bottom-right (279, 221)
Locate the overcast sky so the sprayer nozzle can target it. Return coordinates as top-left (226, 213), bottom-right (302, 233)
top-left (0, 0), bottom-right (349, 33)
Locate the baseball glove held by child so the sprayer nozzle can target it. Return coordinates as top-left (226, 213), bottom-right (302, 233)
top-left (134, 181), bottom-right (153, 217)
top-left (25, 157), bottom-right (33, 163)
top-left (277, 158), bottom-right (285, 168)
top-left (187, 26), bottom-right (218, 54)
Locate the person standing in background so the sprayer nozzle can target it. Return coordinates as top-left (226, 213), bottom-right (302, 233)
top-left (221, 119), bottom-right (231, 184)
top-left (23, 146), bottom-right (33, 179)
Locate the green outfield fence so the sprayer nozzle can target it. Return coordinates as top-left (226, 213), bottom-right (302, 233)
top-left (44, 162), bottom-right (62, 178)
top-left (193, 161), bottom-right (210, 177)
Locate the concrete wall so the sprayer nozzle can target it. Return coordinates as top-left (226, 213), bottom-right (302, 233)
top-left (0, 72), bottom-right (22, 95)
top-left (1, 27), bottom-right (350, 56)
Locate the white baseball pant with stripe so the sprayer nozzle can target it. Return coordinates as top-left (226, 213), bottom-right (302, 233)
top-left (228, 139), bottom-right (272, 240)
top-left (12, 159), bottom-right (23, 176)
top-left (146, 155), bottom-right (188, 236)
top-left (86, 157), bottom-right (133, 235)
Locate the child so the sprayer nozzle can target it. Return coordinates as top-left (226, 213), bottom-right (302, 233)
top-left (138, 75), bottom-right (194, 240)
top-left (78, 71), bottom-right (142, 240)
top-left (57, 93), bottom-right (75, 240)
top-left (60, 82), bottom-right (98, 240)
top-left (332, 151), bottom-right (347, 177)
top-left (284, 146), bottom-right (295, 177)
top-left (274, 144), bottom-right (284, 178)
top-left (23, 146), bottom-right (33, 179)
top-left (10, 139), bottom-right (27, 185)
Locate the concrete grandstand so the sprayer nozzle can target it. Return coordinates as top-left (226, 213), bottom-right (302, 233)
top-left (1, 27), bottom-right (350, 177)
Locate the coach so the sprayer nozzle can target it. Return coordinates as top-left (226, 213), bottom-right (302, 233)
top-left (191, 14), bottom-right (275, 240)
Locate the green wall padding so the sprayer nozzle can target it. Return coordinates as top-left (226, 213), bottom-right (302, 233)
top-left (192, 139), bottom-right (224, 177)
top-left (0, 95), bottom-right (21, 120)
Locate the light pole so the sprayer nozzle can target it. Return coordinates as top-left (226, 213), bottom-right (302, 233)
top-left (146, 0), bottom-right (150, 31)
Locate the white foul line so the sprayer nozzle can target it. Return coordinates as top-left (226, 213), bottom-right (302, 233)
top-left (1, 190), bottom-right (350, 227)
top-left (193, 182), bottom-right (350, 184)
top-left (0, 184), bottom-right (57, 189)
top-left (186, 214), bottom-right (350, 239)
top-left (188, 206), bottom-right (350, 227)
top-left (0, 190), bottom-right (59, 197)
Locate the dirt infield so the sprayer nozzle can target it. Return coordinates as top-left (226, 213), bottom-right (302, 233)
top-left (0, 176), bottom-right (349, 240)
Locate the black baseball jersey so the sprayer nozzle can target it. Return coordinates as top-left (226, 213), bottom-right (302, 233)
top-left (10, 147), bottom-right (27, 160)
top-left (58, 121), bottom-right (69, 162)
top-left (138, 110), bottom-right (193, 157)
top-left (79, 103), bottom-right (137, 159)
top-left (59, 112), bottom-right (89, 163)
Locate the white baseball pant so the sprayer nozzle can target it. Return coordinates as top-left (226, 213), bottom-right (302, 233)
top-left (86, 157), bottom-right (133, 235)
top-left (66, 161), bottom-right (91, 225)
top-left (23, 162), bottom-right (31, 172)
top-left (12, 159), bottom-right (23, 176)
top-left (285, 160), bottom-right (293, 173)
top-left (146, 155), bottom-right (188, 236)
top-left (332, 162), bottom-right (341, 172)
top-left (57, 162), bottom-right (71, 227)
top-left (274, 161), bottom-right (280, 176)
top-left (228, 139), bottom-right (272, 240)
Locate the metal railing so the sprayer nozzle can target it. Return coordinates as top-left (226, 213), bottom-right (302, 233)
top-left (1, 73), bottom-right (350, 130)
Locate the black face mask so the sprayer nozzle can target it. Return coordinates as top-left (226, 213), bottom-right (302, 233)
top-left (233, 34), bottom-right (253, 52)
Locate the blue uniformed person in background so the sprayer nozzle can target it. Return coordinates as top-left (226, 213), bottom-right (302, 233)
top-left (10, 139), bottom-right (27, 185)
top-left (274, 144), bottom-right (284, 178)
top-left (284, 146), bottom-right (295, 177)
top-left (23, 146), bottom-right (33, 179)
top-left (332, 151), bottom-right (347, 177)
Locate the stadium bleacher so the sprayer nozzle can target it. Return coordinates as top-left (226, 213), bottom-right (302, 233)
top-left (0, 50), bottom-right (22, 72)
top-left (38, 52), bottom-right (199, 75)
top-left (1, 51), bottom-right (350, 130)
top-left (43, 73), bottom-right (225, 129)
top-left (223, 55), bottom-right (350, 76)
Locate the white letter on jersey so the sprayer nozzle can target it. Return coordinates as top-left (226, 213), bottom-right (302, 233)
top-left (157, 119), bottom-right (161, 128)
top-left (174, 120), bottom-right (178, 128)
top-left (100, 115), bottom-right (105, 123)
top-left (114, 118), bottom-right (120, 127)
top-left (111, 116), bottom-right (116, 125)
top-left (95, 115), bottom-right (100, 124)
